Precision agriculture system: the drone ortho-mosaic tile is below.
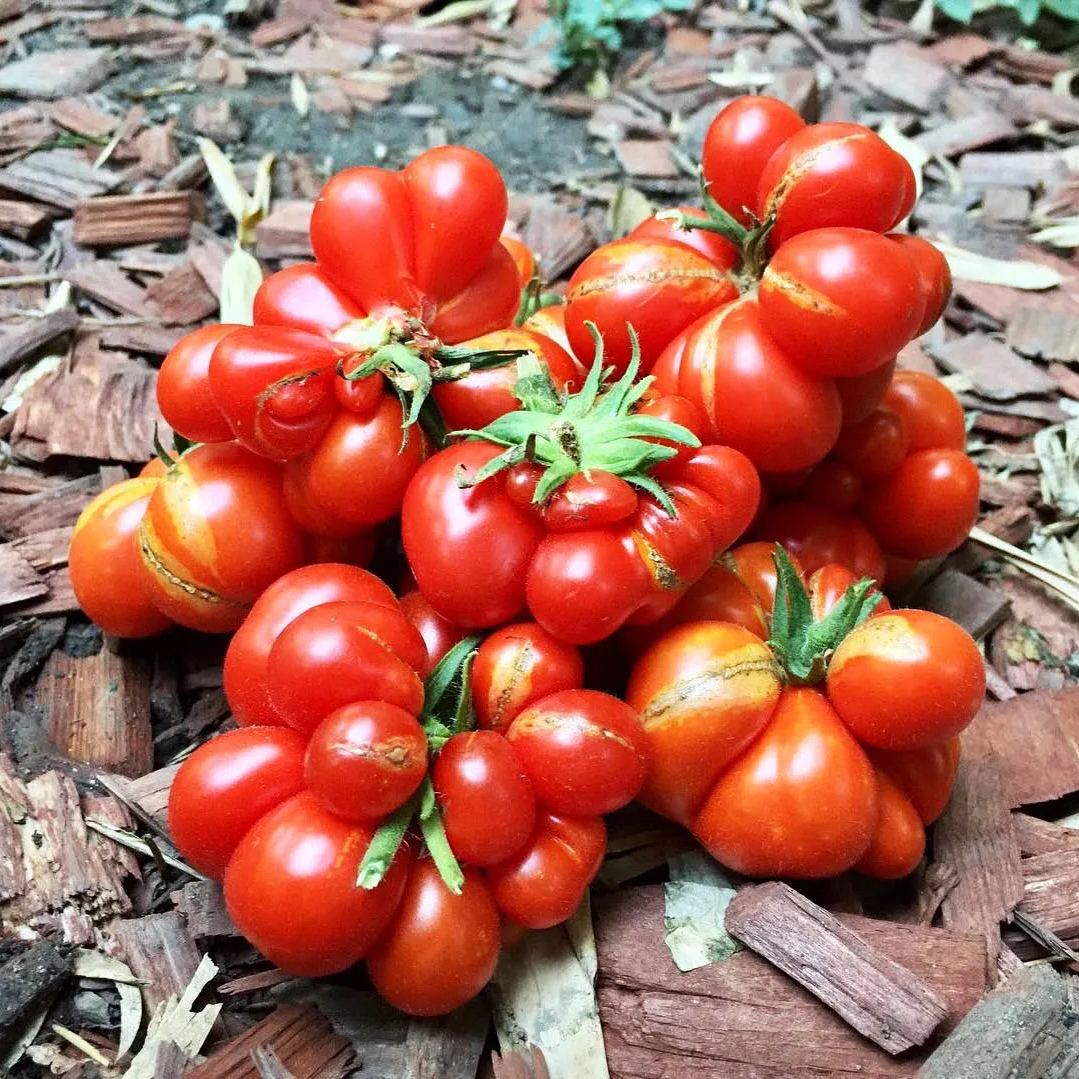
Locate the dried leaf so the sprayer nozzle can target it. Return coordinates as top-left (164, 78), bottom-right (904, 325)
top-left (878, 118), bottom-right (930, 206)
top-left (0, 1003), bottom-right (50, 1072)
top-left (663, 850), bottom-right (741, 971)
top-left (3, 281), bottom-right (73, 412)
top-left (245, 152), bottom-right (275, 242)
top-left (219, 243), bottom-right (262, 325)
top-left (1030, 217), bottom-right (1079, 249)
top-left (73, 950), bottom-right (144, 1062)
top-left (1035, 418), bottom-right (1079, 517)
top-left (418, 0), bottom-right (497, 25)
top-left (197, 137), bottom-right (248, 226)
top-left (935, 240), bottom-right (1063, 290)
top-left (607, 185), bottom-right (653, 238)
top-left (290, 73), bottom-right (310, 118)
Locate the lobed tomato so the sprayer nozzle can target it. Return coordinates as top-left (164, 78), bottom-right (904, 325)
top-left (399, 589), bottom-right (467, 675)
top-left (853, 771), bottom-right (926, 880)
top-left (833, 406), bottom-right (910, 481)
top-left (882, 370), bottom-right (966, 452)
top-left (500, 235), bottom-right (537, 286)
top-left (756, 501), bottom-right (886, 581)
top-left (156, 324), bottom-right (238, 444)
top-left (835, 359), bottom-right (897, 427)
top-left (629, 209), bottom-right (740, 266)
top-left (888, 233), bottom-right (952, 335)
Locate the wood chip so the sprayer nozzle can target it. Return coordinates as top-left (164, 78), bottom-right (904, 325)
top-left (145, 260), bottom-right (217, 324)
top-left (959, 151), bottom-right (1069, 189)
top-left (47, 97), bottom-right (119, 138)
top-left (380, 22), bottom-right (476, 57)
top-left (0, 150), bottom-right (121, 211)
top-left (0, 48), bottom-right (113, 98)
top-left (932, 333), bottom-right (1058, 400)
top-left (0, 473), bottom-right (101, 540)
top-left (863, 43), bottom-right (952, 112)
top-left (191, 99), bottom-right (242, 142)
top-left (1013, 814), bottom-right (1079, 857)
top-left (171, 880), bottom-right (236, 938)
top-left (915, 112), bottom-right (1016, 158)
top-left (614, 139), bottom-right (679, 179)
top-left (0, 940), bottom-right (71, 1044)
top-left (107, 912), bottom-right (201, 1013)
top-left (251, 14), bottom-right (311, 48)
top-left (0, 543), bottom-right (48, 607)
top-left (100, 322), bottom-right (185, 357)
top-left (0, 307), bottom-right (78, 375)
top-left (1006, 307), bottom-right (1079, 363)
top-left (84, 15), bottom-right (185, 44)
top-left (64, 263), bottom-right (155, 316)
top-left (255, 199), bottom-right (313, 259)
top-left (73, 191), bottom-right (194, 247)
top-left (0, 199), bottom-right (51, 241)
top-left (913, 570), bottom-right (1012, 640)
top-left (119, 763), bottom-right (178, 828)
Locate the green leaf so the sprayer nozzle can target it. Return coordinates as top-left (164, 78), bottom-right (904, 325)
top-left (418, 778), bottom-right (465, 894)
top-left (614, 415), bottom-right (701, 446)
top-left (934, 0), bottom-right (974, 21)
top-left (356, 795), bottom-right (416, 888)
top-left (533, 454), bottom-right (579, 503)
top-left (425, 634), bottom-right (483, 714)
top-left (625, 472), bottom-right (677, 517)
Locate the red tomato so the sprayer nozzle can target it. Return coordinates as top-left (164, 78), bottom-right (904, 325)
top-left (69, 478), bottom-right (172, 638)
top-left (138, 443), bottom-right (304, 633)
top-left (267, 600), bottom-right (426, 734)
top-left (304, 702), bottom-right (428, 821)
top-left (564, 239), bottom-right (740, 375)
top-left (486, 812), bottom-right (606, 929)
top-left (827, 609), bottom-right (985, 750)
top-left (366, 861), bottom-right (501, 1016)
top-left (854, 770), bottom-right (925, 879)
top-left (836, 359), bottom-right (896, 427)
top-left (224, 792), bottom-right (410, 976)
top-left (833, 406), bottom-right (910, 480)
top-left (252, 262), bottom-right (363, 337)
top-left (398, 590), bottom-right (466, 676)
top-left (433, 731), bottom-right (537, 866)
top-left (628, 209), bottom-right (740, 266)
top-left (652, 299), bottom-right (842, 472)
top-left (283, 397), bottom-right (428, 535)
top-left (168, 726), bottom-right (306, 880)
top-left (310, 146), bottom-right (517, 343)
top-left (807, 563), bottom-right (890, 622)
top-left (224, 564), bottom-right (397, 728)
top-left (861, 449), bottom-right (979, 558)
top-left (755, 501), bottom-right (886, 581)
top-left (472, 622), bottom-right (584, 733)
top-left (758, 228), bottom-right (922, 377)
top-left (802, 460), bottom-right (862, 514)
top-left (156, 324), bottom-right (239, 444)
top-left (543, 471), bottom-right (638, 532)
top-left (506, 689), bottom-right (648, 816)
top-left (432, 327), bottom-right (579, 431)
top-left (693, 688), bottom-right (878, 878)
top-left (702, 96), bottom-right (806, 225)
top-left (871, 737), bottom-right (960, 824)
top-left (522, 304), bottom-right (573, 356)
top-left (888, 234), bottom-right (951, 335)
top-left (756, 123), bottom-right (916, 246)
top-left (500, 235), bottom-right (536, 285)
top-left (882, 370), bottom-right (966, 452)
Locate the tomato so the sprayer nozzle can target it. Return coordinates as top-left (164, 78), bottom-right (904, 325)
top-left (302, 528), bottom-right (377, 567)
top-left (431, 327), bottom-right (579, 431)
top-left (694, 688), bottom-right (878, 878)
top-left (366, 861), bottom-right (501, 1016)
top-left (304, 702), bottom-right (428, 821)
top-left (399, 590), bottom-right (466, 676)
top-left (472, 622), bottom-right (584, 733)
top-left (140, 457), bottom-right (169, 479)
top-left (628, 209), bottom-right (740, 266)
top-left (506, 689), bottom-right (648, 815)
top-left (802, 459), bottom-right (862, 514)
top-left (310, 146), bottom-right (517, 343)
top-left (756, 123), bottom-right (916, 246)
top-left (486, 812), bottom-right (606, 929)
top-left (69, 478), bottom-right (171, 638)
top-left (854, 770), bottom-right (925, 879)
top-left (836, 359), bottom-right (896, 427)
top-left (138, 443), bottom-right (304, 633)
top-left (827, 609), bottom-right (985, 750)
top-left (433, 731), bottom-right (536, 866)
top-left (701, 96), bottom-right (806, 225)
top-left (564, 238), bottom-right (740, 375)
top-left (253, 262), bottom-right (363, 338)
top-left (833, 406), bottom-right (909, 480)
top-left (224, 564), bottom-right (398, 728)
top-left (542, 471), bottom-right (639, 532)
top-left (500, 235), bottom-right (536, 285)
top-left (652, 299), bottom-right (842, 472)
top-left (882, 370), bottom-right (966, 452)
top-left (168, 726), bottom-right (307, 880)
top-left (860, 449), bottom-right (979, 558)
top-left (807, 563), bottom-right (890, 622)
top-left (871, 737), bottom-right (960, 824)
top-left (283, 397), bottom-right (428, 535)
top-left (156, 324), bottom-right (238, 444)
top-left (267, 600), bottom-right (426, 734)
top-left (522, 303), bottom-right (573, 356)
top-left (224, 792), bottom-right (410, 977)
top-left (756, 501), bottom-right (886, 581)
top-left (757, 228), bottom-right (922, 377)
top-left (888, 234), bottom-right (951, 335)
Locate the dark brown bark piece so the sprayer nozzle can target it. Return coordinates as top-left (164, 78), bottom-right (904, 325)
top-left (255, 199), bottom-right (313, 259)
top-left (171, 880), bottom-right (236, 938)
top-left (73, 191), bottom-right (194, 247)
top-left (144, 260), bottom-right (217, 324)
top-left (107, 911), bottom-right (202, 1012)
top-left (913, 570), bottom-right (1011, 641)
top-left (0, 544), bottom-right (47, 607)
top-left (1014, 849), bottom-right (1079, 950)
top-left (0, 940), bottom-right (71, 1044)
top-left (0, 307), bottom-right (78, 375)
top-left (724, 882), bottom-right (948, 1054)
top-left (0, 198), bottom-right (52, 240)
top-left (1007, 307), bottom-right (1079, 363)
top-left (0, 149), bottom-right (120, 209)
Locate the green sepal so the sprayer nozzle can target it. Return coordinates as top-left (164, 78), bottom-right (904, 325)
top-left (356, 793), bottom-right (418, 889)
top-left (767, 546), bottom-right (883, 686)
top-left (425, 633), bottom-right (483, 716)
top-left (417, 776), bottom-right (465, 895)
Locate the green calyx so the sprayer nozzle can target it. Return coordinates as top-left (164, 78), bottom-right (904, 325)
top-left (452, 322), bottom-right (700, 516)
top-left (355, 634), bottom-right (482, 895)
top-left (514, 277), bottom-right (564, 327)
top-left (767, 546), bottom-right (883, 687)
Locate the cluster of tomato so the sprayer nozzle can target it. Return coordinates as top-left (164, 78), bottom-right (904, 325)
top-left (66, 96), bottom-right (987, 1017)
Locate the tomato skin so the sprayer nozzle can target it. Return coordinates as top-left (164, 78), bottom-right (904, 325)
top-left (652, 300), bottom-right (842, 473)
top-left (472, 622), bottom-right (584, 734)
top-left (756, 501), bottom-right (886, 582)
top-left (402, 441), bottom-right (546, 628)
top-left (543, 471), bottom-right (638, 532)
top-left (757, 123), bottom-right (916, 246)
top-left (224, 792), bottom-right (410, 977)
top-left (758, 228), bottom-right (922, 377)
top-left (432, 328), bottom-right (579, 432)
top-left (702, 96), bottom-right (806, 225)
top-left (366, 862), bottom-right (501, 1017)
top-left (564, 239), bottom-right (740, 376)
top-left (428, 242), bottom-right (521, 344)
top-left (398, 590), bottom-right (466, 676)
top-left (833, 406), bottom-right (909, 481)
top-left (626, 622), bottom-right (783, 824)
top-left (692, 688), bottom-right (878, 878)
top-left (807, 563), bottom-right (890, 622)
top-left (434, 731), bottom-right (537, 866)
top-left (882, 371), bottom-right (966, 452)
top-left (252, 262), bottom-right (363, 338)
top-left (888, 234), bottom-right (951, 335)
top-left (168, 726), bottom-right (307, 880)
top-left (506, 689), bottom-right (648, 816)
top-left (283, 396), bottom-right (428, 534)
top-left (871, 737), bottom-right (959, 824)
top-left (629, 209), bottom-right (740, 267)
top-left (836, 359), bottom-right (896, 427)
top-left (224, 564), bottom-right (397, 728)
top-left (827, 609), bottom-right (985, 751)
top-left (854, 771), bottom-right (925, 879)
top-left (522, 304), bottom-right (573, 356)
top-left (304, 702), bottom-right (428, 821)
top-left (501, 235), bottom-right (536, 285)
top-left (802, 459), bottom-right (862, 514)
top-left (70, 478), bottom-right (172, 638)
top-left (861, 449), bottom-right (979, 558)
top-left (157, 324), bottom-right (239, 444)
top-left (267, 600), bottom-right (426, 734)
top-left (138, 443), bottom-right (304, 633)
top-left (209, 327), bottom-right (340, 460)
top-left (486, 812), bottom-right (606, 929)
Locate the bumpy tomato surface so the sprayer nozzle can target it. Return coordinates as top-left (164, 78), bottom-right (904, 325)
top-left (157, 324), bottom-right (238, 444)
top-left (756, 501), bottom-right (886, 581)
